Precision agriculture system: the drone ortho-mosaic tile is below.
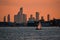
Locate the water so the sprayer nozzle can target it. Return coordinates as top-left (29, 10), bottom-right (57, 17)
top-left (0, 27), bottom-right (60, 40)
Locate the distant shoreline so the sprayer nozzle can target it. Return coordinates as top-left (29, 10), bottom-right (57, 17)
top-left (0, 26), bottom-right (59, 27)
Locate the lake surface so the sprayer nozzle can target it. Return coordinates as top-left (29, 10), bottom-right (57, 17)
top-left (0, 27), bottom-right (60, 40)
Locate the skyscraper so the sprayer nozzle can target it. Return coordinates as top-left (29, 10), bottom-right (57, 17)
top-left (14, 7), bottom-right (27, 23)
top-left (14, 15), bottom-right (17, 23)
top-left (47, 14), bottom-right (50, 21)
top-left (28, 14), bottom-right (35, 23)
top-left (41, 16), bottom-right (44, 21)
top-left (4, 16), bottom-right (6, 22)
top-left (20, 7), bottom-right (23, 15)
top-left (7, 14), bottom-right (10, 22)
top-left (36, 12), bottom-right (39, 21)
top-left (22, 14), bottom-right (27, 23)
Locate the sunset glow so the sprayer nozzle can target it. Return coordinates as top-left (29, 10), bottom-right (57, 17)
top-left (0, 0), bottom-right (60, 22)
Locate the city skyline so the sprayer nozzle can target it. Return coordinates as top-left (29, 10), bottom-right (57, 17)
top-left (2, 7), bottom-right (53, 23)
top-left (0, 0), bottom-right (60, 22)
top-left (0, 7), bottom-right (60, 22)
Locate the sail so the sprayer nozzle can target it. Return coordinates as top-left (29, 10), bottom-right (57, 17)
top-left (37, 23), bottom-right (42, 30)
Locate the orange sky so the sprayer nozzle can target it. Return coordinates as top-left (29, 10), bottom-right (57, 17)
top-left (0, 0), bottom-right (60, 22)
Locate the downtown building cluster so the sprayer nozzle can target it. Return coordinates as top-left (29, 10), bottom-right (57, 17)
top-left (3, 7), bottom-right (41, 23)
top-left (14, 7), bottom-right (41, 24)
top-left (0, 7), bottom-right (59, 27)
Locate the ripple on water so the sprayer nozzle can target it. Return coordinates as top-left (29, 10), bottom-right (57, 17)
top-left (0, 27), bottom-right (60, 40)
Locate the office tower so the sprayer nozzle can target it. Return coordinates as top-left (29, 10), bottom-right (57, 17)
top-left (41, 16), bottom-right (44, 21)
top-left (14, 7), bottom-right (27, 23)
top-left (7, 14), bottom-right (10, 22)
top-left (14, 7), bottom-right (23, 23)
top-left (20, 7), bottom-right (23, 15)
top-left (47, 14), bottom-right (50, 21)
top-left (30, 15), bottom-right (33, 19)
top-left (22, 14), bottom-right (27, 23)
top-left (28, 14), bottom-right (35, 22)
top-left (4, 16), bottom-right (6, 22)
top-left (36, 12), bottom-right (39, 21)
top-left (14, 15), bottom-right (17, 23)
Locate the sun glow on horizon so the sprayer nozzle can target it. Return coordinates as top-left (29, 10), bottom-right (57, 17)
top-left (0, 0), bottom-right (60, 22)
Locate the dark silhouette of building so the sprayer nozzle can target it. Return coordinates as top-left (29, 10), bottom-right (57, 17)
top-left (4, 16), bottom-right (6, 22)
top-left (36, 12), bottom-right (39, 21)
top-left (47, 14), bottom-right (50, 21)
top-left (28, 14), bottom-right (35, 23)
top-left (22, 14), bottom-right (27, 23)
top-left (27, 14), bottom-right (36, 26)
top-left (20, 7), bottom-right (23, 15)
top-left (7, 14), bottom-right (10, 22)
top-left (41, 16), bottom-right (44, 21)
top-left (14, 7), bottom-right (27, 23)
top-left (52, 18), bottom-right (60, 26)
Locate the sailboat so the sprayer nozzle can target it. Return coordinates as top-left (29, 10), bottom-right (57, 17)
top-left (36, 22), bottom-right (42, 30)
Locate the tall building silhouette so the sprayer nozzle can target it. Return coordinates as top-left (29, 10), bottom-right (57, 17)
top-left (41, 16), bottom-right (44, 21)
top-left (22, 14), bottom-right (27, 23)
top-left (47, 14), bottom-right (50, 21)
top-left (4, 16), bottom-right (6, 22)
top-left (14, 7), bottom-right (27, 23)
top-left (28, 14), bottom-right (35, 23)
top-left (36, 12), bottom-right (39, 21)
top-left (7, 14), bottom-right (10, 22)
top-left (20, 7), bottom-right (23, 15)
top-left (14, 15), bottom-right (17, 23)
